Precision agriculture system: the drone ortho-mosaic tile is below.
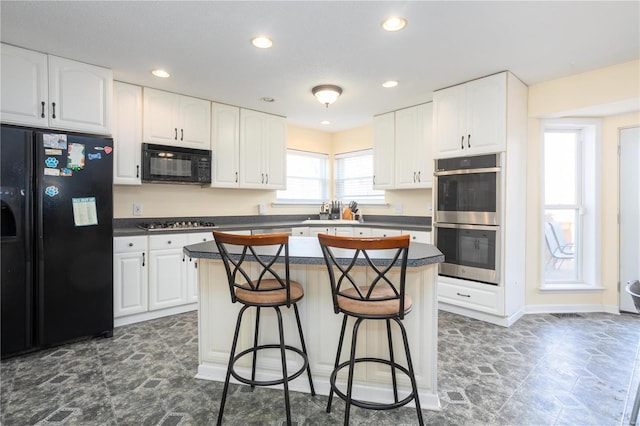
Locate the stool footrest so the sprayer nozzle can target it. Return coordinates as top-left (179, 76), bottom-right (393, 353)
top-left (230, 344), bottom-right (309, 387)
top-left (329, 357), bottom-right (417, 410)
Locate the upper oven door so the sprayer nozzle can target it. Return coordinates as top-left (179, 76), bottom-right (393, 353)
top-left (434, 166), bottom-right (500, 225)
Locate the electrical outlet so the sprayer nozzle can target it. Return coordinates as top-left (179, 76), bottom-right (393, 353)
top-left (258, 203), bottom-right (266, 215)
top-left (395, 204), bottom-right (403, 214)
top-left (133, 203), bottom-right (143, 216)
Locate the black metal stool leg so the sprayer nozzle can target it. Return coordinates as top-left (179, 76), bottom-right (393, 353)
top-left (275, 306), bottom-right (292, 426)
top-left (344, 318), bottom-right (363, 426)
top-left (395, 318), bottom-right (424, 426)
top-left (327, 315), bottom-right (348, 413)
top-left (217, 305), bottom-right (249, 426)
top-left (293, 303), bottom-right (316, 396)
top-left (250, 306), bottom-right (261, 390)
top-left (386, 319), bottom-right (399, 403)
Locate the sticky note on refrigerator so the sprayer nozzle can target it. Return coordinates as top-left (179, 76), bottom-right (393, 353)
top-left (67, 143), bottom-right (85, 170)
top-left (72, 197), bottom-right (98, 227)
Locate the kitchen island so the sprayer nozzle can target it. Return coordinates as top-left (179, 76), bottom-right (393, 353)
top-left (184, 236), bottom-right (444, 410)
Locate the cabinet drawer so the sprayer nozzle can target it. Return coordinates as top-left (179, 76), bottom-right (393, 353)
top-left (438, 280), bottom-right (500, 314)
top-left (187, 232), bottom-right (214, 244)
top-left (149, 234), bottom-right (188, 250)
top-left (114, 236), bottom-right (148, 253)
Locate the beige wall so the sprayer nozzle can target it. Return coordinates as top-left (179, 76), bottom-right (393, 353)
top-left (114, 123), bottom-right (431, 218)
top-left (525, 60), bottom-right (640, 312)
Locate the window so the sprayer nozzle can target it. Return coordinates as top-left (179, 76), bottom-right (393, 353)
top-left (541, 120), bottom-right (601, 289)
top-left (334, 149), bottom-right (384, 203)
top-left (276, 150), bottom-right (328, 203)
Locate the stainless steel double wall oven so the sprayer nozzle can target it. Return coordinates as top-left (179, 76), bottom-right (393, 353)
top-left (434, 154), bottom-right (502, 285)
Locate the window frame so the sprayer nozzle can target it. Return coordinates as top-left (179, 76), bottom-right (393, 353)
top-left (334, 149), bottom-right (385, 205)
top-left (275, 149), bottom-right (329, 205)
top-left (539, 119), bottom-right (603, 291)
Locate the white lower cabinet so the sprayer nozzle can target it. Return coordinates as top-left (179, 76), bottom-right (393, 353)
top-left (148, 234), bottom-right (188, 311)
top-left (308, 226), bottom-right (354, 237)
top-left (114, 232), bottom-right (205, 326)
top-left (370, 228), bottom-right (402, 238)
top-left (402, 230), bottom-right (432, 244)
top-left (113, 236), bottom-right (148, 317)
top-left (186, 233), bottom-right (214, 303)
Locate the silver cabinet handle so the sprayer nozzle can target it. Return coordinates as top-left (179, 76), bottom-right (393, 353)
top-left (456, 292), bottom-right (471, 298)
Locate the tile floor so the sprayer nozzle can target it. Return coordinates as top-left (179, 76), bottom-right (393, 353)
top-left (1, 310), bottom-right (639, 425)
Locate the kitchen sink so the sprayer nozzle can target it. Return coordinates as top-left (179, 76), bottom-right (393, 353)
top-left (302, 219), bottom-right (359, 225)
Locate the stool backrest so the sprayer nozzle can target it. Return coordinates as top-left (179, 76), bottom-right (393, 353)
top-left (317, 233), bottom-right (411, 318)
top-left (626, 280), bottom-right (640, 311)
top-left (213, 231), bottom-right (292, 306)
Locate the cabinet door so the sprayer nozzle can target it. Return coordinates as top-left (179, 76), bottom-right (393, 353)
top-left (113, 82), bottom-right (142, 185)
top-left (211, 102), bottom-right (240, 188)
top-left (48, 55), bottom-right (112, 134)
top-left (263, 114), bottom-right (286, 189)
top-left (239, 109), bottom-right (265, 188)
top-left (394, 106), bottom-right (421, 188)
top-left (373, 112), bottom-right (395, 189)
top-left (416, 102), bottom-right (434, 187)
top-left (402, 230), bottom-right (432, 244)
top-left (143, 88), bottom-right (180, 145)
top-left (370, 228), bottom-right (402, 238)
top-left (186, 233), bottom-right (214, 303)
top-left (334, 227), bottom-right (353, 237)
top-left (148, 248), bottom-right (187, 310)
top-left (179, 96), bottom-right (211, 149)
top-left (464, 73), bottom-right (507, 154)
top-left (433, 85), bottom-right (465, 158)
top-left (0, 44), bottom-right (48, 127)
top-left (113, 251), bottom-right (148, 317)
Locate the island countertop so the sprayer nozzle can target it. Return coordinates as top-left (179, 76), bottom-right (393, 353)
top-left (183, 235), bottom-right (444, 267)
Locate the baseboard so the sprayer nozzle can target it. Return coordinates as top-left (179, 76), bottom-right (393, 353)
top-left (525, 303), bottom-right (619, 315)
top-left (114, 303), bottom-right (198, 327)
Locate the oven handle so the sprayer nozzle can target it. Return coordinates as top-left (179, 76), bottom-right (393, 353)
top-left (434, 223), bottom-right (500, 231)
top-left (434, 166), bottom-right (501, 176)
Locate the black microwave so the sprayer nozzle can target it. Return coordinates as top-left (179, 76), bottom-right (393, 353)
top-left (141, 143), bottom-right (211, 184)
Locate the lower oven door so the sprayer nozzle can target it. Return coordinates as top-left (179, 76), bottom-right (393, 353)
top-left (434, 223), bottom-right (500, 285)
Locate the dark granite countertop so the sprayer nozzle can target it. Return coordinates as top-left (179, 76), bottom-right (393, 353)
top-left (183, 235), bottom-right (443, 268)
top-left (113, 214), bottom-right (432, 237)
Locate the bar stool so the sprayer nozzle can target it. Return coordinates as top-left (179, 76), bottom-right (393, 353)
top-left (213, 231), bottom-right (315, 426)
top-left (317, 233), bottom-right (423, 426)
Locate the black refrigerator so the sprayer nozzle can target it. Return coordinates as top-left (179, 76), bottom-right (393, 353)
top-left (1, 125), bottom-right (113, 358)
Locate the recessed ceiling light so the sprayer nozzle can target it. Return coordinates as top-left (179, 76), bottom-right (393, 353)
top-left (260, 97), bottom-right (275, 103)
top-left (251, 36), bottom-right (273, 49)
top-left (151, 69), bottom-right (170, 78)
top-left (320, 120), bottom-right (331, 125)
top-left (382, 80), bottom-right (399, 88)
top-left (382, 16), bottom-right (407, 32)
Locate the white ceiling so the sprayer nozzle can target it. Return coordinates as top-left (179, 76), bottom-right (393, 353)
top-left (1, 1), bottom-right (638, 132)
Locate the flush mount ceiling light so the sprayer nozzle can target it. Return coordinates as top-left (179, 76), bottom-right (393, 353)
top-left (320, 120), bottom-right (331, 125)
top-left (382, 80), bottom-right (399, 88)
top-left (151, 69), bottom-right (170, 78)
top-left (312, 85), bottom-right (343, 108)
top-left (251, 36), bottom-right (273, 49)
top-left (382, 16), bottom-right (407, 32)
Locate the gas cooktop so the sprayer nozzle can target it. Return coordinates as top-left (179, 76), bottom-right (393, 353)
top-left (137, 221), bottom-right (217, 231)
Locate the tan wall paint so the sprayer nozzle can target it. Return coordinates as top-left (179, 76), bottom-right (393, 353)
top-left (529, 60), bottom-right (640, 118)
top-left (525, 63), bottom-right (640, 310)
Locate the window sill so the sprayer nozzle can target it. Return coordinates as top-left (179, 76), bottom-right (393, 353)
top-left (539, 283), bottom-right (606, 292)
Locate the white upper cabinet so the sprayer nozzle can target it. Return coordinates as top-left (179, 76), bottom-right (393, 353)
top-left (433, 72), bottom-right (507, 158)
top-left (372, 111), bottom-right (395, 189)
top-left (374, 103), bottom-right (433, 190)
top-left (0, 44), bottom-right (48, 127)
top-left (1, 44), bottom-right (112, 135)
top-left (112, 82), bottom-right (142, 185)
top-left (143, 87), bottom-right (211, 149)
top-left (394, 103), bottom-right (433, 188)
top-left (239, 109), bottom-right (286, 189)
top-left (211, 102), bottom-right (240, 188)
top-left (48, 55), bottom-right (112, 134)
